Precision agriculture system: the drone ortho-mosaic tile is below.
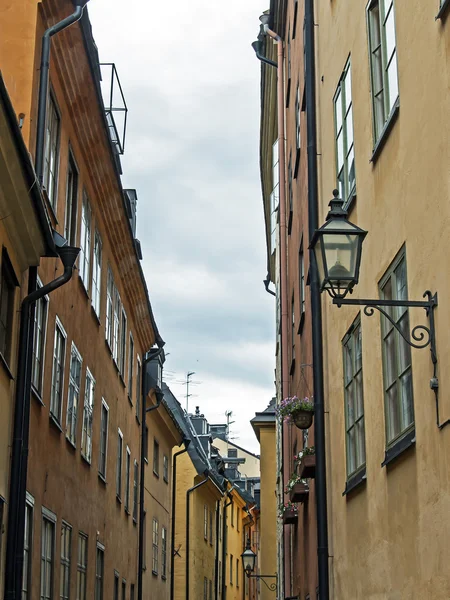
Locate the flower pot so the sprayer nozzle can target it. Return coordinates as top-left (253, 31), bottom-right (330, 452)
top-left (282, 509), bottom-right (298, 524)
top-left (292, 409), bottom-right (314, 430)
top-left (289, 482), bottom-right (309, 503)
top-left (299, 454), bottom-right (316, 479)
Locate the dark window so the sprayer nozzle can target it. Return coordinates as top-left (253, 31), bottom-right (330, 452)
top-left (228, 449), bottom-right (237, 458)
top-left (0, 249), bottom-right (18, 363)
top-left (153, 439), bottom-right (159, 476)
top-left (114, 572), bottom-right (119, 600)
top-left (22, 499), bottom-right (33, 599)
top-left (31, 285), bottom-right (48, 396)
top-left (133, 461), bottom-right (138, 522)
top-left (43, 94), bottom-right (60, 208)
top-left (163, 455), bottom-right (169, 483)
top-left (95, 546), bottom-right (104, 600)
top-left (64, 152), bottom-right (78, 245)
top-left (287, 154), bottom-right (293, 234)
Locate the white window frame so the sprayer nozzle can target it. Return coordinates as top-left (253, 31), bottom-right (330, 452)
top-left (112, 287), bottom-right (121, 363)
top-left (105, 267), bottom-right (114, 349)
top-left (50, 317), bottom-right (67, 424)
top-left (152, 518), bottom-right (158, 575)
top-left (76, 532), bottom-right (88, 600)
top-left (95, 543), bottom-right (104, 600)
top-left (133, 460), bottom-right (138, 522)
top-left (128, 333), bottom-right (134, 401)
top-left (64, 150), bottom-right (78, 246)
top-left (66, 343), bottom-right (83, 446)
top-left (81, 369), bottom-right (95, 463)
top-left (60, 521), bottom-right (72, 600)
top-left (22, 493), bottom-right (35, 600)
top-left (91, 230), bottom-right (102, 317)
top-left (43, 93), bottom-right (60, 210)
top-left (119, 308), bottom-right (127, 376)
top-left (125, 446), bottom-right (131, 512)
top-left (79, 192), bottom-right (92, 291)
top-left (116, 428), bottom-right (123, 500)
top-left (40, 507), bottom-right (56, 600)
top-left (136, 356), bottom-right (141, 421)
top-left (31, 279), bottom-right (49, 397)
top-left (98, 399), bottom-right (109, 479)
top-left (270, 140), bottom-right (279, 255)
top-left (161, 526), bottom-right (167, 579)
top-left (334, 59), bottom-right (355, 206)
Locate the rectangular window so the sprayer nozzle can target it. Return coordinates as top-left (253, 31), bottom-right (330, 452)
top-left (99, 399), bottom-right (109, 479)
top-left (343, 317), bottom-right (366, 478)
top-left (130, 585), bottom-right (135, 600)
top-left (116, 429), bottom-right (123, 499)
top-left (204, 505), bottom-right (208, 540)
top-left (231, 504), bottom-right (234, 527)
top-left (66, 343), bottom-right (82, 445)
top-left (237, 508), bottom-right (240, 532)
top-left (209, 510), bottom-right (213, 545)
top-left (334, 59), bottom-right (355, 205)
top-left (133, 460), bottom-right (138, 522)
top-left (43, 94), bottom-right (60, 208)
top-left (114, 572), bottom-right (119, 600)
top-left (0, 248), bottom-right (18, 363)
top-left (81, 369), bottom-right (95, 463)
top-left (119, 309), bottom-right (127, 376)
top-left (236, 558), bottom-right (239, 587)
top-left (152, 518), bottom-right (158, 575)
top-left (79, 193), bottom-right (92, 291)
top-left (106, 267), bottom-right (114, 349)
top-left (367, 0), bottom-right (399, 142)
top-left (40, 513), bottom-right (55, 600)
top-left (60, 522), bottom-right (71, 600)
top-left (50, 318), bottom-right (67, 423)
top-left (270, 141), bottom-right (279, 255)
top-left (112, 287), bottom-right (121, 363)
top-left (153, 439), bottom-right (159, 476)
top-left (295, 84), bottom-right (301, 154)
top-left (299, 242), bottom-right (306, 319)
top-left (122, 580), bottom-right (126, 600)
top-left (22, 496), bottom-right (34, 599)
top-left (125, 446), bottom-right (131, 512)
top-left (203, 578), bottom-right (208, 600)
top-left (95, 545), bottom-right (104, 600)
top-left (32, 284), bottom-right (49, 396)
top-left (380, 252), bottom-right (414, 444)
top-left (91, 231), bottom-right (102, 317)
top-left (230, 554), bottom-right (233, 585)
top-left (209, 580), bottom-right (212, 600)
top-left (161, 527), bottom-right (167, 579)
top-left (136, 357), bottom-right (141, 420)
top-left (128, 333), bottom-right (134, 400)
top-left (64, 152), bottom-right (78, 246)
top-left (76, 533), bottom-right (88, 600)
top-left (163, 455), bottom-right (169, 483)
top-left (287, 154), bottom-right (293, 233)
top-left (286, 30), bottom-right (291, 105)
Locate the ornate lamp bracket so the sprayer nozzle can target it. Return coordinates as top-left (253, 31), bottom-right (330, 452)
top-left (333, 290), bottom-right (438, 372)
top-left (245, 572), bottom-right (278, 592)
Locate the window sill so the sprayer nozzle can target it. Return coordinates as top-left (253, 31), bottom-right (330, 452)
top-left (163, 477), bottom-right (169, 484)
top-left (133, 518), bottom-right (137, 526)
top-left (98, 473), bottom-right (107, 485)
top-left (342, 467), bottom-right (366, 496)
top-left (49, 414), bottom-right (63, 433)
top-left (119, 372), bottom-right (126, 388)
top-left (290, 358), bottom-right (296, 376)
top-left (381, 428), bottom-right (415, 468)
top-left (42, 188), bottom-right (58, 225)
top-left (125, 508), bottom-right (130, 516)
top-left (153, 471), bottom-right (160, 479)
top-left (162, 575), bottom-right (167, 581)
top-left (297, 311), bottom-right (305, 336)
top-left (144, 458), bottom-right (149, 465)
top-left (105, 339), bottom-right (112, 356)
top-left (294, 147), bottom-right (300, 179)
top-left (81, 453), bottom-right (91, 466)
top-left (370, 99), bottom-right (400, 164)
top-left (0, 352), bottom-right (14, 380)
top-left (152, 570), bottom-right (158, 577)
top-left (116, 495), bottom-right (122, 504)
top-left (78, 275), bottom-right (90, 299)
top-left (287, 210), bottom-right (293, 235)
top-left (31, 385), bottom-right (44, 406)
top-left (66, 437), bottom-right (77, 451)
top-left (343, 190), bottom-right (357, 215)
top-left (136, 414), bottom-right (141, 425)
top-left (128, 393), bottom-right (133, 407)
top-left (437, 0), bottom-right (450, 19)
top-left (91, 305), bottom-right (101, 326)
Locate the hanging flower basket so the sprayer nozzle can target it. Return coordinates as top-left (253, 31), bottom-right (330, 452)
top-left (276, 396), bottom-right (314, 430)
top-left (294, 447), bottom-right (316, 479)
top-left (289, 481), bottom-right (309, 503)
top-left (279, 501), bottom-right (298, 524)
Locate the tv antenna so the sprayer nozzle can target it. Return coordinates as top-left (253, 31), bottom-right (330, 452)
top-left (225, 410), bottom-right (235, 444)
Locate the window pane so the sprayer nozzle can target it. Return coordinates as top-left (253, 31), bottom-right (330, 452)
top-left (384, 7), bottom-right (396, 63)
top-left (386, 383), bottom-right (399, 441)
top-left (400, 369), bottom-right (414, 430)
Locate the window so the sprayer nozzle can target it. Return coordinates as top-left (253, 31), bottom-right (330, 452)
top-left (209, 579), bottom-right (213, 600)
top-left (380, 252), bottom-right (414, 444)
top-left (237, 508), bottom-right (240, 532)
top-left (161, 527), bottom-right (167, 579)
top-left (79, 193), bottom-right (92, 291)
top-left (299, 242), bottom-right (306, 321)
top-left (77, 533), bottom-right (88, 600)
top-left (286, 30), bottom-right (291, 106)
top-left (64, 152), bottom-right (78, 246)
top-left (130, 584), bottom-right (135, 600)
top-left (228, 449), bottom-right (237, 458)
top-left (91, 230), bottom-right (102, 317)
top-left (334, 59), bottom-right (355, 205)
top-left (122, 580), bottom-right (126, 600)
top-left (128, 333), bottom-right (134, 400)
top-left (204, 578), bottom-right (208, 600)
top-left (125, 446), bottom-right (131, 512)
top-left (230, 554), bottom-right (233, 585)
top-left (81, 369), bottom-right (95, 462)
top-left (287, 154), bottom-right (293, 234)
top-left (133, 460), bottom-right (138, 522)
top-left (367, 0), bottom-right (399, 142)
top-left (136, 357), bottom-right (141, 420)
top-left (40, 511), bottom-right (56, 600)
top-left (99, 399), bottom-right (109, 479)
top-left (293, 0), bottom-right (298, 39)
top-left (66, 343), bottom-right (82, 445)
top-left (119, 309), bottom-right (127, 376)
top-left (0, 248), bottom-right (18, 363)
top-left (116, 429), bottom-right (123, 499)
top-left (32, 283), bottom-right (49, 395)
top-left (163, 455), bottom-right (169, 483)
top-left (152, 518), bottom-right (158, 574)
top-left (209, 510), bottom-right (213, 545)
top-left (112, 287), bottom-right (121, 364)
top-left (22, 496), bottom-right (34, 599)
top-left (236, 558), bottom-right (239, 587)
top-left (343, 317), bottom-right (366, 478)
top-left (50, 318), bottom-right (67, 423)
top-left (43, 94), bottom-right (60, 208)
top-left (95, 544), bottom-right (104, 600)
top-left (144, 427), bottom-right (149, 462)
top-left (153, 439), bottom-right (159, 476)
top-left (204, 505), bottom-right (208, 540)
top-left (60, 522), bottom-right (71, 600)
top-left (231, 504), bottom-right (234, 527)
top-left (294, 84), bottom-right (301, 174)
top-left (291, 295), bottom-right (295, 363)
top-left (114, 572), bottom-right (119, 600)
top-left (106, 267), bottom-right (114, 349)
top-left (270, 141), bottom-right (279, 255)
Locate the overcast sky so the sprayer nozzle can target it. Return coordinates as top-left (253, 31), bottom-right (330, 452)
top-left (88, 0), bottom-right (274, 453)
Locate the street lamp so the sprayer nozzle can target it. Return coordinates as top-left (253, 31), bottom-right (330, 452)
top-left (310, 190), bottom-right (440, 403)
top-left (241, 538), bottom-right (277, 593)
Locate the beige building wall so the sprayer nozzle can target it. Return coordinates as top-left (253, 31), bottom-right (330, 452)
top-left (224, 489), bottom-right (247, 600)
top-left (314, 1), bottom-right (450, 598)
top-left (258, 427), bottom-right (277, 600)
top-left (213, 437), bottom-right (260, 478)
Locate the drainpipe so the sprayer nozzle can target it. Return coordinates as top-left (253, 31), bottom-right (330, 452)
top-left (305, 1), bottom-right (330, 598)
top-left (138, 347), bottom-right (165, 600)
top-left (170, 437), bottom-right (191, 600)
top-left (186, 474), bottom-right (209, 600)
top-left (35, 0), bottom-right (90, 184)
top-left (4, 245), bottom-right (80, 600)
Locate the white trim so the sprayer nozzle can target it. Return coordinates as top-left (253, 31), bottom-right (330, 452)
top-left (42, 506), bottom-right (57, 523)
top-left (26, 491), bottom-right (35, 506)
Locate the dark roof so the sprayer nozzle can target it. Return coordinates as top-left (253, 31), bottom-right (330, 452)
top-left (250, 398), bottom-right (276, 442)
top-left (0, 73), bottom-right (56, 257)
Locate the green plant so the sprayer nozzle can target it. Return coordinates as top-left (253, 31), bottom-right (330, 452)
top-left (294, 446), bottom-right (315, 463)
top-left (285, 473), bottom-right (308, 494)
top-left (278, 501), bottom-right (299, 516)
top-left (276, 396), bottom-right (314, 422)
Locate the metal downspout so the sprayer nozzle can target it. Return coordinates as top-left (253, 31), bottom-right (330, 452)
top-left (4, 247), bottom-right (80, 600)
top-left (170, 438), bottom-right (190, 600)
top-left (186, 476), bottom-right (209, 600)
top-left (305, 1), bottom-right (330, 598)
